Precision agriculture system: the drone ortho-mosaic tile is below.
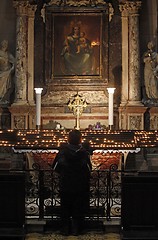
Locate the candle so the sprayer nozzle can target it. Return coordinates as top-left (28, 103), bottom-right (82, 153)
top-left (107, 88), bottom-right (115, 128)
top-left (34, 88), bottom-right (43, 129)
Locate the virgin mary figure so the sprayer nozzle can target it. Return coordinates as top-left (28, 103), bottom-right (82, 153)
top-left (61, 26), bottom-right (93, 75)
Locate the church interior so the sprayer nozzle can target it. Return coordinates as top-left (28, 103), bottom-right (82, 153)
top-left (1, 0), bottom-right (158, 239)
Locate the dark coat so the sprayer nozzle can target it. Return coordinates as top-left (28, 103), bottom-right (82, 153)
top-left (53, 143), bottom-right (92, 193)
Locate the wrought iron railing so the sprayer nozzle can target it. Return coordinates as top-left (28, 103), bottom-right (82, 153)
top-left (25, 167), bottom-right (122, 222)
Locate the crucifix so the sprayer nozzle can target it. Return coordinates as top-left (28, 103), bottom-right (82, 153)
top-left (68, 93), bottom-right (87, 130)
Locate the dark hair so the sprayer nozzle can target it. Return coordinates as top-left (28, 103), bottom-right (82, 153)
top-left (68, 129), bottom-right (82, 145)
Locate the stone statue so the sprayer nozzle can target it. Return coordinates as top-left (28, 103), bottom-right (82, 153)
top-left (143, 41), bottom-right (158, 102)
top-left (0, 40), bottom-right (15, 104)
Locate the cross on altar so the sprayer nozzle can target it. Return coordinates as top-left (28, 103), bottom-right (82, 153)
top-left (68, 93), bottom-right (87, 129)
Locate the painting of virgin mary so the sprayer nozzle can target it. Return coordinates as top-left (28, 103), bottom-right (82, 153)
top-left (54, 15), bottom-right (101, 77)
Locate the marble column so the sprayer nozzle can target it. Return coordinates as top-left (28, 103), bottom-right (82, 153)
top-left (119, 1), bottom-right (142, 106)
top-left (119, 1), bottom-right (147, 130)
top-left (13, 1), bottom-right (36, 105)
top-left (11, 1), bottom-right (36, 130)
top-left (27, 5), bottom-right (36, 105)
top-left (119, 3), bottom-right (129, 106)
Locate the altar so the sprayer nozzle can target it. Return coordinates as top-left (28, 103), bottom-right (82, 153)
top-left (0, 129), bottom-right (158, 237)
top-left (0, 128), bottom-right (157, 171)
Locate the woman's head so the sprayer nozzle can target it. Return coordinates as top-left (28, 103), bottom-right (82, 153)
top-left (68, 129), bottom-right (82, 145)
top-left (72, 26), bottom-right (80, 36)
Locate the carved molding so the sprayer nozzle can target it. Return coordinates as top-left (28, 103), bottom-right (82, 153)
top-left (46, 0), bottom-right (107, 7)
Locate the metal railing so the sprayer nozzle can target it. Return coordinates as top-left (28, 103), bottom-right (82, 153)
top-left (25, 167), bottom-right (122, 222)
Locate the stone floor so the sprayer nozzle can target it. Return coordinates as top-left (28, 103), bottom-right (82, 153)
top-left (26, 232), bottom-right (121, 240)
top-left (25, 218), bottom-right (121, 239)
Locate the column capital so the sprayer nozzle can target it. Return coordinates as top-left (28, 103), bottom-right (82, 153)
top-left (13, 0), bottom-right (36, 16)
top-left (119, 1), bottom-right (142, 17)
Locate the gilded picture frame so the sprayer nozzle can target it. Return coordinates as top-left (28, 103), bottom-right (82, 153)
top-left (45, 10), bottom-right (108, 84)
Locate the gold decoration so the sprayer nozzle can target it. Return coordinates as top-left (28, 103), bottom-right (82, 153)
top-left (68, 93), bottom-right (87, 130)
top-left (47, 0), bottom-right (107, 7)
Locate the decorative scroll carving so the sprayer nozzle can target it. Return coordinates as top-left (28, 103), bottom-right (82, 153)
top-left (46, 0), bottom-right (107, 7)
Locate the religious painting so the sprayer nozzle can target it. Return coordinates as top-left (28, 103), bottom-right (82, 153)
top-left (53, 14), bottom-right (101, 77)
top-left (45, 9), bottom-right (109, 84)
top-left (52, 13), bottom-right (102, 78)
